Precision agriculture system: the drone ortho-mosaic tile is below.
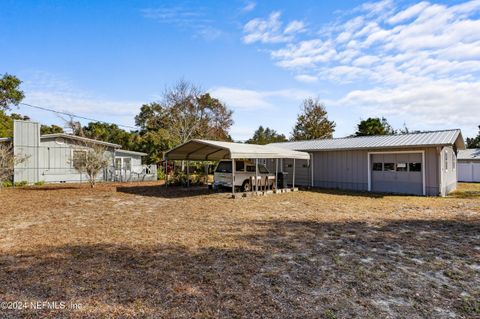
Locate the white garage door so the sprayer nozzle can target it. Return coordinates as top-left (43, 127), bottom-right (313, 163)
top-left (458, 162), bottom-right (480, 182)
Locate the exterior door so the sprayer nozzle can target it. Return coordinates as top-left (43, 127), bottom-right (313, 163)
top-left (371, 153), bottom-right (423, 195)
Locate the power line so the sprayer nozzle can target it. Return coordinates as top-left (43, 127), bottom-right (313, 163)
top-left (18, 102), bottom-right (139, 130)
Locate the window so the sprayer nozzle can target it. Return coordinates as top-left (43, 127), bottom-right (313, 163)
top-left (372, 163), bottom-right (383, 171)
top-left (396, 163), bottom-right (407, 172)
top-left (409, 163), bottom-right (422, 172)
top-left (123, 158), bottom-right (131, 171)
top-left (444, 151), bottom-right (448, 171)
top-left (259, 164), bottom-right (269, 174)
top-left (287, 164), bottom-right (293, 168)
top-left (72, 150), bottom-right (87, 169)
top-left (115, 158), bottom-right (122, 170)
top-left (235, 161), bottom-right (245, 172)
top-left (246, 165), bottom-right (255, 172)
top-left (215, 161), bottom-right (232, 173)
top-left (384, 163), bottom-right (395, 171)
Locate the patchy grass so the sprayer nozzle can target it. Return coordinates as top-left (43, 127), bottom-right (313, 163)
top-left (0, 182), bottom-right (479, 318)
top-left (450, 182), bottom-right (480, 199)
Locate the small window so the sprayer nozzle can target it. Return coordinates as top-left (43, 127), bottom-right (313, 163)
top-left (235, 161), bottom-right (245, 172)
top-left (384, 163), bottom-right (395, 171)
top-left (259, 165), bottom-right (269, 174)
top-left (396, 163), bottom-right (407, 172)
top-left (123, 158), bottom-right (131, 171)
top-left (72, 150), bottom-right (87, 169)
top-left (215, 161), bottom-right (232, 173)
top-left (444, 151), bottom-right (448, 171)
top-left (372, 163), bottom-right (383, 171)
top-left (287, 164), bottom-right (293, 168)
top-left (115, 158), bottom-right (122, 170)
top-left (246, 165), bottom-right (255, 172)
top-left (409, 163), bottom-right (422, 172)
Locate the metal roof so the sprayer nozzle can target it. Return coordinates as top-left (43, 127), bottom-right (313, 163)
top-left (269, 129), bottom-right (465, 152)
top-left (164, 139), bottom-right (311, 160)
top-left (116, 149), bottom-right (148, 156)
top-left (41, 133), bottom-right (122, 148)
top-left (458, 149), bottom-right (480, 161)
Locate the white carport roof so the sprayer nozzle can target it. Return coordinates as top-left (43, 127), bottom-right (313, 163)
top-left (164, 139), bottom-right (310, 161)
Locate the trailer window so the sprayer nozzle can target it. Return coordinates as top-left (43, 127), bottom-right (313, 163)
top-left (72, 150), bottom-right (87, 169)
top-left (259, 165), bottom-right (269, 174)
top-left (409, 163), bottom-right (422, 172)
top-left (372, 163), bottom-right (383, 171)
top-left (215, 161), bottom-right (232, 173)
top-left (235, 161), bottom-right (244, 172)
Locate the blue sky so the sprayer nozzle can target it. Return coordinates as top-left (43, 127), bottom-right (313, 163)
top-left (1, 0), bottom-right (479, 140)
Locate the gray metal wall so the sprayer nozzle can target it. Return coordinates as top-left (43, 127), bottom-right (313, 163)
top-left (13, 120), bottom-right (40, 183)
top-left (279, 147), bottom-right (445, 196)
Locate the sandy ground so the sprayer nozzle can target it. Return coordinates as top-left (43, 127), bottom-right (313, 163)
top-left (0, 182), bottom-right (479, 318)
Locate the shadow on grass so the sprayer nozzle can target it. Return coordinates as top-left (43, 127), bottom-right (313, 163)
top-left (1, 219), bottom-right (479, 318)
top-left (301, 187), bottom-right (386, 198)
top-left (116, 184), bottom-right (216, 198)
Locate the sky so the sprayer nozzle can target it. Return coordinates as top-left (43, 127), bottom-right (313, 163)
top-left (1, 0), bottom-right (479, 141)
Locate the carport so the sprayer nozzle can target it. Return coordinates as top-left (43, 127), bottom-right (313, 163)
top-left (164, 139), bottom-right (310, 197)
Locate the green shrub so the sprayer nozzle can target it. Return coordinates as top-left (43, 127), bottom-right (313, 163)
top-left (1, 180), bottom-right (13, 188)
top-left (157, 168), bottom-right (165, 181)
top-left (14, 180), bottom-right (28, 187)
top-left (34, 181), bottom-right (45, 186)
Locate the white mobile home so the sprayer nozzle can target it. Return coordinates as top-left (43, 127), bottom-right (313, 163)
top-left (4, 120), bottom-right (157, 184)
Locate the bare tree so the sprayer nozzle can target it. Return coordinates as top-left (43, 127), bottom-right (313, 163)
top-left (71, 143), bottom-right (110, 188)
top-left (0, 143), bottom-right (27, 188)
top-left (59, 114), bottom-right (84, 136)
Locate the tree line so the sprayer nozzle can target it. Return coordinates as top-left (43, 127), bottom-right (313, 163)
top-left (1, 73), bottom-right (480, 168)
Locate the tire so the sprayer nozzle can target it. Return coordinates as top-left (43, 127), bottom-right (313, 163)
top-left (241, 180), bottom-right (251, 192)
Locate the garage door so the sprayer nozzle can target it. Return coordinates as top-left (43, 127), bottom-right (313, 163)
top-left (371, 153), bottom-right (423, 195)
top-left (458, 162), bottom-right (480, 182)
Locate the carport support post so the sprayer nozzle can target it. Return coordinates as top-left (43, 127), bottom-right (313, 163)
top-left (164, 159), bottom-right (168, 188)
top-left (231, 159), bottom-right (235, 197)
top-left (293, 158), bottom-right (296, 189)
top-left (186, 160), bottom-right (190, 188)
top-left (255, 158), bottom-right (259, 193)
top-left (275, 159), bottom-right (278, 191)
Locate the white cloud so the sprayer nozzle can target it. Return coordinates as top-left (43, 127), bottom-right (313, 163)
top-left (294, 74), bottom-right (318, 83)
top-left (21, 72), bottom-right (142, 127)
top-left (242, 1), bottom-right (480, 136)
top-left (242, 2), bottom-right (256, 12)
top-left (243, 11), bottom-right (306, 44)
top-left (338, 79), bottom-right (480, 131)
top-left (209, 86), bottom-right (313, 109)
top-left (284, 20), bottom-right (306, 34)
top-left (141, 6), bottom-right (223, 41)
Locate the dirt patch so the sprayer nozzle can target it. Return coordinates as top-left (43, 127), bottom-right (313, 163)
top-left (0, 182), bottom-right (479, 318)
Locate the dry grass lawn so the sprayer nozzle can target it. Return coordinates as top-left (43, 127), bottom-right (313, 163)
top-left (0, 182), bottom-right (479, 318)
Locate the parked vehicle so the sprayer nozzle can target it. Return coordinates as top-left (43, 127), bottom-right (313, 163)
top-left (214, 160), bottom-right (274, 191)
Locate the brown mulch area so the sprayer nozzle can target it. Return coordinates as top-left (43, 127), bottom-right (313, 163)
top-left (0, 182), bottom-right (479, 318)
